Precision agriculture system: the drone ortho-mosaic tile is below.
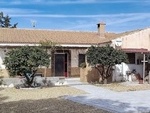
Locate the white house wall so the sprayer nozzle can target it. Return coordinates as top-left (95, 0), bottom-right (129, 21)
top-left (113, 63), bottom-right (143, 82)
top-left (113, 28), bottom-right (150, 50)
top-left (0, 48), bottom-right (6, 69)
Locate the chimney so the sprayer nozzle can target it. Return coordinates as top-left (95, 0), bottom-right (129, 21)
top-left (97, 22), bottom-right (106, 37)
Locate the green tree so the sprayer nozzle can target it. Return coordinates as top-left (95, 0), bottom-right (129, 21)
top-left (0, 12), bottom-right (18, 28)
top-left (4, 46), bottom-right (50, 87)
top-left (40, 39), bottom-right (59, 52)
top-left (86, 45), bottom-right (128, 84)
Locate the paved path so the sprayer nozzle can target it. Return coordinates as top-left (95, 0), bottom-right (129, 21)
top-left (65, 78), bottom-right (150, 113)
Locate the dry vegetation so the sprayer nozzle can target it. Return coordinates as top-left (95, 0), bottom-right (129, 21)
top-left (0, 86), bottom-right (110, 113)
top-left (95, 82), bottom-right (150, 92)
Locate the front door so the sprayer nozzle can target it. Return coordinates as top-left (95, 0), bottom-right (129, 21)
top-left (54, 53), bottom-right (67, 76)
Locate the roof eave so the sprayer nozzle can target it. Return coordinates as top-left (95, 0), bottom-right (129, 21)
top-left (0, 43), bottom-right (97, 48)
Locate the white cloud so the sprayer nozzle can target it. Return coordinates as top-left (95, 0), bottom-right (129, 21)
top-left (10, 13), bottom-right (150, 19)
top-left (1, 0), bottom-right (150, 5)
top-left (0, 8), bottom-right (40, 15)
top-left (58, 13), bottom-right (150, 32)
top-left (107, 14), bottom-right (150, 25)
top-left (3, 8), bottom-right (150, 28)
top-left (2, 7), bottom-right (149, 32)
top-left (0, 0), bottom-right (98, 5)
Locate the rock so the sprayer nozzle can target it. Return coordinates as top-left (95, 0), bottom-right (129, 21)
top-left (9, 83), bottom-right (14, 88)
top-left (1, 84), bottom-right (5, 87)
top-left (4, 85), bottom-right (7, 88)
top-left (55, 81), bottom-right (68, 86)
top-left (131, 74), bottom-right (138, 82)
top-left (63, 81), bottom-right (68, 85)
top-left (0, 84), bottom-right (8, 88)
top-left (55, 82), bottom-right (61, 86)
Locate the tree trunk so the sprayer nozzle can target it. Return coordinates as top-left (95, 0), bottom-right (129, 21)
top-left (24, 73), bottom-right (35, 87)
top-left (95, 66), bottom-right (103, 83)
top-left (103, 73), bottom-right (107, 84)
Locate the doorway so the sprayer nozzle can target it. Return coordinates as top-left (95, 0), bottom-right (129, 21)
top-left (54, 53), bottom-right (68, 76)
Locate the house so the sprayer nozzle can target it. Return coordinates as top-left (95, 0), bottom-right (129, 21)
top-left (100, 28), bottom-right (150, 82)
top-left (0, 23), bottom-right (150, 82)
top-left (0, 23), bottom-right (117, 78)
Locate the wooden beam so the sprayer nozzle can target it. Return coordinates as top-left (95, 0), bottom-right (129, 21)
top-left (148, 71), bottom-right (150, 84)
top-left (142, 54), bottom-right (146, 84)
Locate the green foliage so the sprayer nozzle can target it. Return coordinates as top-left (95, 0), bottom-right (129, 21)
top-left (3, 46), bottom-right (50, 87)
top-left (87, 45), bottom-right (127, 66)
top-left (86, 45), bottom-right (128, 83)
top-left (4, 46), bottom-right (50, 76)
top-left (0, 12), bottom-right (18, 28)
top-left (0, 76), bottom-right (4, 85)
top-left (40, 39), bottom-right (62, 52)
top-left (79, 62), bottom-right (86, 68)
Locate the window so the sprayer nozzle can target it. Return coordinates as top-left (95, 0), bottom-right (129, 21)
top-left (127, 53), bottom-right (135, 64)
top-left (78, 54), bottom-right (85, 67)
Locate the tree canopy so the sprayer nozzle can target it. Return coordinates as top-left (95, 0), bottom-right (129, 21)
top-left (4, 46), bottom-right (50, 87)
top-left (40, 39), bottom-right (59, 52)
top-left (86, 45), bottom-right (128, 84)
top-left (0, 12), bottom-right (18, 28)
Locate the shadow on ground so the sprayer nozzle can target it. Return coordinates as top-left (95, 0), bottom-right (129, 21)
top-left (0, 96), bottom-right (110, 113)
top-left (66, 95), bottom-right (150, 113)
top-left (0, 88), bottom-right (9, 104)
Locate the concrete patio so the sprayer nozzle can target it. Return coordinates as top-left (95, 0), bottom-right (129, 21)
top-left (65, 78), bottom-right (150, 113)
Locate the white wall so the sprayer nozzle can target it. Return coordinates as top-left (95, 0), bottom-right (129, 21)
top-left (113, 62), bottom-right (143, 82)
top-left (112, 28), bottom-right (150, 51)
top-left (0, 48), bottom-right (6, 69)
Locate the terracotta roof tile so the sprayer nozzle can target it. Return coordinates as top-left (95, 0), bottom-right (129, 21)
top-left (0, 28), bottom-right (118, 45)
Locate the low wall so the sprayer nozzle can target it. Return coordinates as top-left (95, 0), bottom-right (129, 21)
top-left (0, 68), bottom-right (52, 78)
top-left (71, 67), bottom-right (80, 77)
top-left (80, 67), bottom-right (99, 83)
top-left (36, 68), bottom-right (51, 77)
top-left (113, 63), bottom-right (143, 82)
top-left (0, 69), bottom-right (9, 78)
top-left (1, 67), bottom-right (80, 78)
top-left (1, 77), bottom-right (64, 86)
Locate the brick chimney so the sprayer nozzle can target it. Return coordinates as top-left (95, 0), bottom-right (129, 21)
top-left (97, 22), bottom-right (106, 37)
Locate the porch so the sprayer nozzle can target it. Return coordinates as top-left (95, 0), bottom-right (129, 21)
top-left (36, 48), bottom-right (86, 78)
top-left (113, 48), bottom-right (150, 83)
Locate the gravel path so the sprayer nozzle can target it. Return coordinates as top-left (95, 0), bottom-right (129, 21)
top-left (0, 87), bottom-right (110, 113)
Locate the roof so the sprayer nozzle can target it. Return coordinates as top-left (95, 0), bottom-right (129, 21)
top-left (98, 28), bottom-right (146, 44)
top-left (115, 29), bottom-right (144, 38)
top-left (122, 48), bottom-right (150, 53)
top-left (0, 28), bottom-right (117, 45)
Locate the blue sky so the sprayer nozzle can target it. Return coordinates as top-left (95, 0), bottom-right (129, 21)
top-left (0, 0), bottom-right (150, 33)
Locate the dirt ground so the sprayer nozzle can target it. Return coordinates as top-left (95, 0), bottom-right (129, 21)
top-left (0, 86), bottom-right (110, 113)
top-left (95, 82), bottom-right (150, 92)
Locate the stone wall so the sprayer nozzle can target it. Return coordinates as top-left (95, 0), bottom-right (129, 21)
top-left (0, 69), bottom-right (9, 78)
top-left (70, 67), bottom-right (80, 77)
top-left (36, 68), bottom-right (51, 77)
top-left (80, 66), bottom-right (113, 83)
top-left (0, 68), bottom-right (51, 78)
top-left (80, 67), bottom-right (99, 83)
